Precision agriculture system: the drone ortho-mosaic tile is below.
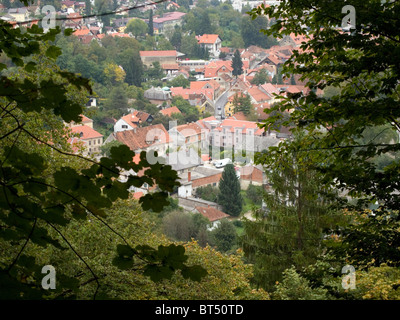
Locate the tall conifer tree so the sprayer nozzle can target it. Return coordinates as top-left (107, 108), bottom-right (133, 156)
top-left (218, 164), bottom-right (243, 217)
top-left (148, 9), bottom-right (154, 36)
top-left (231, 49), bottom-right (243, 78)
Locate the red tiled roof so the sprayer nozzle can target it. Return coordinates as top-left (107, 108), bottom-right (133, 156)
top-left (69, 125), bottom-right (103, 140)
top-left (140, 50), bottom-right (177, 57)
top-left (195, 206), bottom-right (229, 222)
top-left (247, 86), bottom-right (271, 103)
top-left (160, 106), bottom-right (181, 117)
top-left (170, 86), bottom-right (190, 99)
top-left (219, 119), bottom-right (264, 135)
top-left (153, 11), bottom-right (186, 23)
top-left (174, 122), bottom-right (202, 137)
top-left (120, 111), bottom-right (151, 128)
top-left (204, 60), bottom-right (233, 78)
top-left (73, 27), bottom-right (90, 36)
top-left (198, 34), bottom-right (220, 44)
top-left (79, 114), bottom-right (92, 123)
top-left (114, 124), bottom-right (170, 150)
top-left (162, 63), bottom-right (179, 70)
top-left (132, 191), bottom-right (144, 200)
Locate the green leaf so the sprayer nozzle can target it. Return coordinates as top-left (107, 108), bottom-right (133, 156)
top-left (64, 28), bottom-right (74, 36)
top-left (112, 256), bottom-right (134, 270)
top-left (116, 244), bottom-right (136, 258)
top-left (139, 192), bottom-right (170, 212)
top-left (24, 61), bottom-right (37, 72)
top-left (143, 264), bottom-right (174, 282)
top-left (181, 265), bottom-right (208, 282)
top-left (45, 45), bottom-right (62, 59)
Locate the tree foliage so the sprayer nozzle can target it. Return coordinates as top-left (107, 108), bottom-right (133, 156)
top-left (242, 136), bottom-right (346, 291)
top-left (231, 49), bottom-right (243, 78)
top-left (250, 0), bottom-right (400, 273)
top-left (218, 164), bottom-right (242, 217)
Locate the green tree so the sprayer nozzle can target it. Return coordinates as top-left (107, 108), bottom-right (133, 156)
top-left (272, 267), bottom-right (329, 300)
top-left (170, 28), bottom-right (183, 51)
top-left (85, 0), bottom-right (91, 15)
top-left (103, 85), bottom-right (128, 117)
top-left (218, 164), bottom-right (242, 217)
top-left (168, 75), bottom-right (190, 88)
top-left (144, 61), bottom-right (163, 81)
top-left (245, 184), bottom-right (263, 206)
top-left (209, 219), bottom-right (237, 253)
top-left (241, 136), bottom-right (347, 291)
top-left (117, 49), bottom-right (143, 87)
top-left (231, 49), bottom-right (243, 78)
top-left (125, 18), bottom-right (148, 38)
top-left (197, 11), bottom-right (214, 35)
top-left (232, 92), bottom-right (252, 115)
top-left (195, 185), bottom-right (220, 202)
top-left (100, 140), bottom-right (125, 157)
top-left (148, 9), bottom-right (154, 36)
top-left (181, 33), bottom-right (203, 59)
top-left (251, 68), bottom-right (269, 86)
top-left (251, 0), bottom-right (400, 270)
top-left (240, 15), bottom-right (277, 48)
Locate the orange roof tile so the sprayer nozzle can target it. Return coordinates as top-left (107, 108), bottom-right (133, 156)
top-left (139, 50), bottom-right (177, 57)
top-left (197, 34), bottom-right (220, 44)
top-left (195, 206), bottom-right (229, 221)
top-left (170, 87), bottom-right (190, 99)
top-left (219, 119), bottom-right (264, 135)
top-left (161, 63), bottom-right (179, 70)
top-left (132, 191), bottom-right (144, 199)
top-left (69, 125), bottom-right (103, 140)
top-left (160, 106), bottom-right (181, 117)
top-left (247, 86), bottom-right (271, 103)
top-left (73, 27), bottom-right (90, 36)
top-left (175, 122), bottom-right (202, 137)
top-left (114, 124), bottom-right (170, 150)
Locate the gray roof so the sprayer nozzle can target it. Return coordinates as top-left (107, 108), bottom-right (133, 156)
top-left (144, 87), bottom-right (171, 100)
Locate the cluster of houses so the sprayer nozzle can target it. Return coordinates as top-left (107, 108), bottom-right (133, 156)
top-left (2, 0), bottom-right (316, 227)
top-left (0, 0), bottom-right (188, 39)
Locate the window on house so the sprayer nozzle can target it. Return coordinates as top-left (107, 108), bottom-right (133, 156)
top-left (98, 139), bottom-right (101, 144)
top-left (122, 125), bottom-right (128, 129)
top-left (89, 141), bottom-right (91, 146)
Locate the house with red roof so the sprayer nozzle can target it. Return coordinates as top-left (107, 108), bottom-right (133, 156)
top-left (194, 206), bottom-right (230, 230)
top-left (114, 111), bottom-right (153, 133)
top-left (152, 11), bottom-right (186, 34)
top-left (247, 85), bottom-right (273, 104)
top-left (73, 26), bottom-right (91, 37)
top-left (108, 123), bottom-right (170, 156)
top-left (140, 50), bottom-right (179, 67)
top-left (169, 122), bottom-right (205, 150)
top-left (204, 60), bottom-right (233, 79)
top-left (197, 34), bottom-right (222, 58)
top-left (68, 125), bottom-right (104, 157)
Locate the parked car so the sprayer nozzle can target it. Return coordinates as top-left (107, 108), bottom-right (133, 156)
top-left (214, 158), bottom-right (232, 168)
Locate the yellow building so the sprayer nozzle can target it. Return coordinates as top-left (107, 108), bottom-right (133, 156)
top-left (224, 101), bottom-right (234, 117)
